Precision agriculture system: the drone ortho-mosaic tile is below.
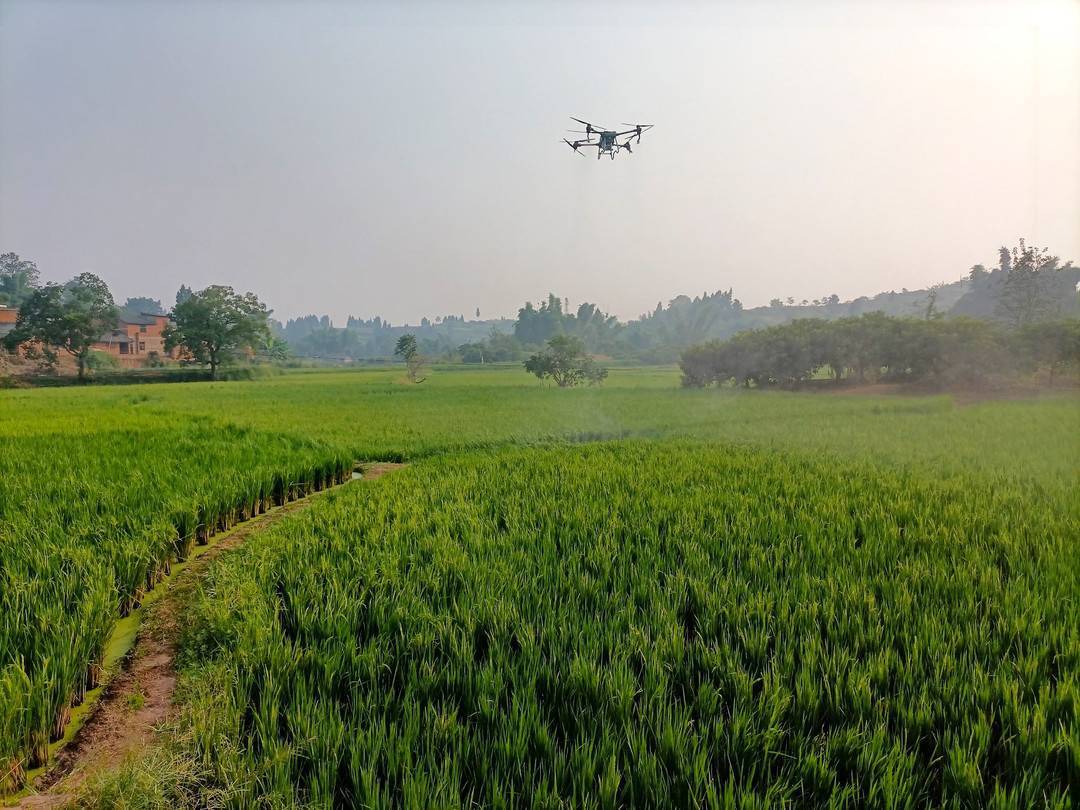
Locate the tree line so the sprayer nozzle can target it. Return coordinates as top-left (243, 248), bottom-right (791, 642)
top-left (2, 255), bottom-right (275, 381)
top-left (679, 313), bottom-right (1080, 389)
top-left (5, 238), bottom-right (1076, 375)
top-left (466, 240), bottom-right (1078, 364)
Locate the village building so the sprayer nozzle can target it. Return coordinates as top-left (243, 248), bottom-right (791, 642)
top-left (94, 313), bottom-right (178, 366)
top-left (0, 305), bottom-right (17, 339)
top-left (1, 306), bottom-right (182, 369)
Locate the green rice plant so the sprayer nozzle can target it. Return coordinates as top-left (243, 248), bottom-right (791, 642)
top-left (167, 439), bottom-right (1077, 807)
top-left (0, 413), bottom-right (351, 779)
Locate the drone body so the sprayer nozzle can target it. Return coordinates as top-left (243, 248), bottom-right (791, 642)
top-left (563, 117), bottom-right (653, 160)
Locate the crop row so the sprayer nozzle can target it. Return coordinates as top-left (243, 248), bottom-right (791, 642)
top-left (172, 441), bottom-right (1079, 807)
top-left (0, 417), bottom-right (352, 793)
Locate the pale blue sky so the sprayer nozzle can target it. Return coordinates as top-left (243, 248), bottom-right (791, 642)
top-left (1, 0), bottom-right (1077, 324)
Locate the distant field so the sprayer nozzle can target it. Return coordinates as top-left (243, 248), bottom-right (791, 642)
top-left (1, 366), bottom-right (1077, 804)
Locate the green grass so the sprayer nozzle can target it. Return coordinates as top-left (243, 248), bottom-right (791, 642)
top-left (2, 365), bottom-right (1077, 805)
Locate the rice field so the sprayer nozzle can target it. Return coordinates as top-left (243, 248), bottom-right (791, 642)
top-left (0, 412), bottom-right (352, 788)
top-left (173, 442), bottom-right (1078, 807)
top-left (0, 366), bottom-right (1077, 805)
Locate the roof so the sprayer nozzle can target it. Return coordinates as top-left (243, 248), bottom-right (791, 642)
top-left (97, 332), bottom-right (134, 344)
top-left (117, 311), bottom-right (168, 326)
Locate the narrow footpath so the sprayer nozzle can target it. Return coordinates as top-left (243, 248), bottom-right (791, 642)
top-left (13, 462), bottom-right (408, 809)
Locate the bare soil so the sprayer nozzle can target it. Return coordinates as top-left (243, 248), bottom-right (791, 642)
top-left (356, 461), bottom-right (409, 479)
top-left (12, 462), bottom-right (406, 809)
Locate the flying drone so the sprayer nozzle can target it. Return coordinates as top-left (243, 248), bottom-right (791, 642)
top-left (562, 117), bottom-right (653, 160)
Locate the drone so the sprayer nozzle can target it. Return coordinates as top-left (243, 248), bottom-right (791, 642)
top-left (562, 117), bottom-right (653, 160)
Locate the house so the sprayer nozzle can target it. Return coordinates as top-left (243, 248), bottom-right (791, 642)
top-left (0, 305), bottom-right (17, 339)
top-left (93, 313), bottom-right (178, 366)
top-left (3, 306), bottom-right (185, 370)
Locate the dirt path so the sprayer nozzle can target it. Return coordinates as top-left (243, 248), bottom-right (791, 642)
top-left (13, 462), bottom-right (407, 809)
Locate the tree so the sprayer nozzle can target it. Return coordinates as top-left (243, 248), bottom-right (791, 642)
top-left (968, 264), bottom-right (989, 286)
top-left (0, 252), bottom-right (40, 307)
top-left (175, 285), bottom-right (194, 306)
top-left (920, 283), bottom-right (946, 321)
top-left (164, 285), bottom-right (270, 380)
top-left (486, 328), bottom-right (522, 361)
top-left (259, 334), bottom-right (291, 363)
top-left (120, 296), bottom-right (164, 320)
top-left (457, 341), bottom-right (485, 364)
top-left (3, 273), bottom-right (117, 380)
top-left (524, 334), bottom-right (607, 387)
top-left (995, 239), bottom-right (1066, 329)
top-left (1014, 320), bottom-right (1080, 387)
top-left (515, 296), bottom-right (565, 346)
top-left (394, 333), bottom-right (427, 383)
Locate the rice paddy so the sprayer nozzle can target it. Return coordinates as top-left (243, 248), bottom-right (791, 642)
top-left (0, 366), bottom-right (1076, 805)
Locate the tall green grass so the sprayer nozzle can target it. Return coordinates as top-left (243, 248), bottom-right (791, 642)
top-left (169, 442), bottom-right (1078, 807)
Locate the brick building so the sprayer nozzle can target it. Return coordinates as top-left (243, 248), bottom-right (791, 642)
top-left (95, 313), bottom-right (178, 366)
top-left (0, 305), bottom-right (17, 339)
top-left (2, 306), bottom-right (181, 368)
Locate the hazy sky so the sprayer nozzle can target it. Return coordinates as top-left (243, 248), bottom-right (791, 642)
top-left (1, 0), bottom-right (1077, 324)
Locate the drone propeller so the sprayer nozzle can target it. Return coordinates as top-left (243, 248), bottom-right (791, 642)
top-left (566, 129), bottom-right (591, 134)
top-left (571, 116), bottom-right (608, 134)
top-left (621, 123), bottom-right (654, 143)
top-left (562, 138), bottom-right (587, 156)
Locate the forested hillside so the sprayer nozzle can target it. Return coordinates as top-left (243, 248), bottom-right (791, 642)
top-left (274, 240), bottom-right (1077, 363)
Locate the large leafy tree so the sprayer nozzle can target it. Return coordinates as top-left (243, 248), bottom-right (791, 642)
top-left (524, 334), bottom-right (608, 387)
top-left (3, 273), bottom-right (117, 380)
top-left (0, 252), bottom-right (40, 307)
top-left (165, 285), bottom-right (270, 380)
